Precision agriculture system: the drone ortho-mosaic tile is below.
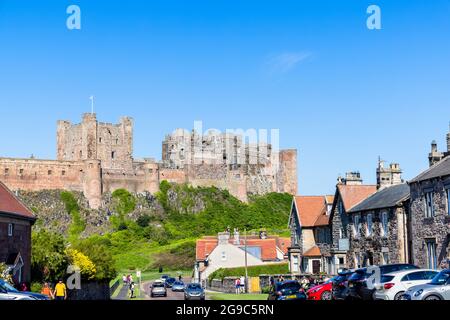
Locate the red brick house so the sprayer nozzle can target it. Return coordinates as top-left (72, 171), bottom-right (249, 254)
top-left (0, 181), bottom-right (36, 285)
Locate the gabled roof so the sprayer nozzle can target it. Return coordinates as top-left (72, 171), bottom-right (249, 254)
top-left (409, 156), bottom-right (450, 183)
top-left (0, 181), bottom-right (36, 220)
top-left (337, 184), bottom-right (377, 212)
top-left (293, 196), bottom-right (329, 227)
top-left (348, 184), bottom-right (410, 213)
top-left (303, 246), bottom-right (321, 257)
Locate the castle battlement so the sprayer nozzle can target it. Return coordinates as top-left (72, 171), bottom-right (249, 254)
top-left (1, 114), bottom-right (298, 208)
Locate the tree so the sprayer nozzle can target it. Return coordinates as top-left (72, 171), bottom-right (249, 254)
top-left (31, 230), bottom-right (69, 282)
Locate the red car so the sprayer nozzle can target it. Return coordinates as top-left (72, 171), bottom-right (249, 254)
top-left (307, 278), bottom-right (336, 301)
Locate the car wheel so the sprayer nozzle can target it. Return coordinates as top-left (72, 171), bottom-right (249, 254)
top-left (425, 295), bottom-right (441, 301)
top-left (394, 292), bottom-right (405, 300)
top-left (321, 291), bottom-right (332, 301)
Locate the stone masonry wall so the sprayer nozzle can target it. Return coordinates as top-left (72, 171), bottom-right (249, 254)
top-left (410, 177), bottom-right (450, 268)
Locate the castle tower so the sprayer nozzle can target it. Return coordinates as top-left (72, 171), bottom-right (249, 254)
top-left (377, 159), bottom-right (403, 190)
top-left (81, 113), bottom-right (98, 160)
top-left (277, 149), bottom-right (298, 195)
top-left (82, 159), bottom-right (102, 209)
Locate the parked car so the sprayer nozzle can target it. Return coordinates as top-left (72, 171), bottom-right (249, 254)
top-left (0, 279), bottom-right (49, 300)
top-left (307, 277), bottom-right (337, 300)
top-left (268, 280), bottom-right (307, 301)
top-left (348, 264), bottom-right (419, 300)
top-left (374, 269), bottom-right (439, 300)
top-left (151, 280), bottom-right (167, 298)
top-left (402, 269), bottom-right (450, 300)
top-left (160, 275), bottom-right (170, 281)
top-left (184, 283), bottom-right (205, 301)
top-left (164, 277), bottom-right (177, 288)
top-left (172, 281), bottom-right (185, 292)
top-left (332, 270), bottom-right (354, 300)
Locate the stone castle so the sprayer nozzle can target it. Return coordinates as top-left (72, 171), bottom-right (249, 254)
top-left (0, 113), bottom-right (298, 209)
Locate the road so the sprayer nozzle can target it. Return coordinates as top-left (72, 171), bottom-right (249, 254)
top-left (143, 278), bottom-right (192, 301)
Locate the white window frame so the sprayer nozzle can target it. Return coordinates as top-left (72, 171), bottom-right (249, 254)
top-left (426, 240), bottom-right (437, 269)
top-left (381, 252), bottom-right (389, 265)
top-left (221, 251), bottom-right (227, 261)
top-left (8, 223), bottom-right (13, 237)
top-left (446, 188), bottom-right (450, 216)
top-left (380, 211), bottom-right (389, 237)
top-left (353, 215), bottom-right (361, 238)
top-left (366, 213), bottom-right (373, 236)
top-left (425, 192), bottom-right (435, 218)
top-left (292, 255), bottom-right (299, 273)
top-left (355, 253), bottom-right (360, 268)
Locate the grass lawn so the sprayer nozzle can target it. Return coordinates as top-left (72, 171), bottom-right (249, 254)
top-left (208, 292), bottom-right (268, 301)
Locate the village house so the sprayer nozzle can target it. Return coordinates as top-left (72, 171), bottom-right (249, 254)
top-left (0, 181), bottom-right (36, 285)
top-left (328, 172), bottom-right (377, 274)
top-left (409, 129), bottom-right (450, 269)
top-left (195, 231), bottom-right (290, 282)
top-left (287, 195), bottom-right (334, 275)
top-left (346, 161), bottom-right (410, 268)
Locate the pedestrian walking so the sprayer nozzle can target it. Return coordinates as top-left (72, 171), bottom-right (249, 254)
top-left (41, 282), bottom-right (54, 300)
top-left (129, 282), bottom-right (136, 299)
top-left (240, 276), bottom-right (246, 294)
top-left (122, 274), bottom-right (127, 285)
top-left (54, 279), bottom-right (67, 301)
top-left (235, 278), bottom-right (241, 295)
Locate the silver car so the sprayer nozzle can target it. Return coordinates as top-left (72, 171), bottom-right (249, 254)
top-left (151, 280), bottom-right (167, 298)
top-left (403, 269), bottom-right (450, 300)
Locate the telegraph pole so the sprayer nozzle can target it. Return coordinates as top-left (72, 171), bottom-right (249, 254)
top-left (244, 228), bottom-right (249, 294)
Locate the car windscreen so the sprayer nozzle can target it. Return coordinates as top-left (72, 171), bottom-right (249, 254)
top-left (187, 284), bottom-right (202, 290)
top-left (174, 282), bottom-right (184, 286)
top-left (278, 282), bottom-right (301, 292)
top-left (0, 280), bottom-right (19, 292)
top-left (430, 271), bottom-right (450, 285)
top-left (153, 283), bottom-right (165, 288)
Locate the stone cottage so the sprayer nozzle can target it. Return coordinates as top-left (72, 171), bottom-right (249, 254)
top-left (346, 183), bottom-right (410, 268)
top-left (287, 195), bottom-right (334, 275)
top-left (328, 172), bottom-right (377, 274)
top-left (0, 181), bottom-right (36, 285)
top-left (409, 156), bottom-right (450, 269)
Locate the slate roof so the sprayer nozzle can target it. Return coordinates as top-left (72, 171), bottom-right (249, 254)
top-left (409, 156), bottom-right (450, 183)
top-left (0, 181), bottom-right (36, 220)
top-left (348, 183), bottom-right (410, 213)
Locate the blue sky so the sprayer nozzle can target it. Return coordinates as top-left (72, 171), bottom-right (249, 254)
top-left (0, 0), bottom-right (449, 195)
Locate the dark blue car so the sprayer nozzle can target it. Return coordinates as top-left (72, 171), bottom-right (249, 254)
top-left (268, 280), bottom-right (307, 301)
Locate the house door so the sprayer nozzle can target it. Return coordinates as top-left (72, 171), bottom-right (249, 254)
top-left (312, 260), bottom-right (321, 274)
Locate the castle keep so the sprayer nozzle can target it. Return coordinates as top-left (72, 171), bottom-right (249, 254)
top-left (0, 114), bottom-right (298, 209)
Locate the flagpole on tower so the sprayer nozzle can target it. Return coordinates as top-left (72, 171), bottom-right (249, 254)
top-left (89, 95), bottom-right (95, 114)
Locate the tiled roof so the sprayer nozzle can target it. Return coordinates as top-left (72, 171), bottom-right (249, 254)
top-left (294, 196), bottom-right (327, 227)
top-left (196, 236), bottom-right (288, 261)
top-left (348, 184), bottom-right (410, 213)
top-left (337, 184), bottom-right (377, 212)
top-left (314, 213), bottom-right (330, 227)
top-left (196, 239), bottom-right (218, 260)
top-left (409, 156), bottom-right (450, 183)
top-left (303, 246), bottom-right (321, 257)
top-left (0, 181), bottom-right (35, 220)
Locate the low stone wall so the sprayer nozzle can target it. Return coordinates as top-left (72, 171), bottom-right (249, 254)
top-left (68, 282), bottom-right (111, 301)
top-left (208, 274), bottom-right (329, 294)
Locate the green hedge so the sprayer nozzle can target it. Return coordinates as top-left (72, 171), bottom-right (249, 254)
top-left (209, 263), bottom-right (290, 281)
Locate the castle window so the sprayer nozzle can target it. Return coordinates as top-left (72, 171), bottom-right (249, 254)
top-left (19, 169), bottom-right (24, 175)
top-left (62, 170), bottom-right (66, 176)
top-left (116, 139), bottom-right (119, 144)
top-left (112, 151), bottom-right (116, 159)
top-left (8, 223), bottom-right (14, 237)
top-left (48, 170), bottom-right (52, 175)
top-left (424, 191), bottom-right (435, 218)
top-left (149, 169), bottom-right (153, 174)
top-left (99, 138), bottom-right (102, 143)
top-left (4, 168), bottom-right (9, 175)
top-left (79, 150), bottom-right (82, 158)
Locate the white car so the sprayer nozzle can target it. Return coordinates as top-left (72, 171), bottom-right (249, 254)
top-left (374, 269), bottom-right (439, 300)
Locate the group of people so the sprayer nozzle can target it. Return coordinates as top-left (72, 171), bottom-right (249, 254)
top-left (122, 274), bottom-right (136, 299)
top-left (234, 276), bottom-right (246, 294)
top-left (40, 280), bottom-right (68, 300)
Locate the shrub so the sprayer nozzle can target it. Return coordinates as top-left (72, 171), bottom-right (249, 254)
top-left (208, 263), bottom-right (290, 281)
top-left (66, 248), bottom-right (97, 280)
top-left (112, 189), bottom-right (136, 215)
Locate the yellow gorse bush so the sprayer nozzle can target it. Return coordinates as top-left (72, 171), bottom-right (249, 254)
top-left (65, 249), bottom-right (97, 280)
